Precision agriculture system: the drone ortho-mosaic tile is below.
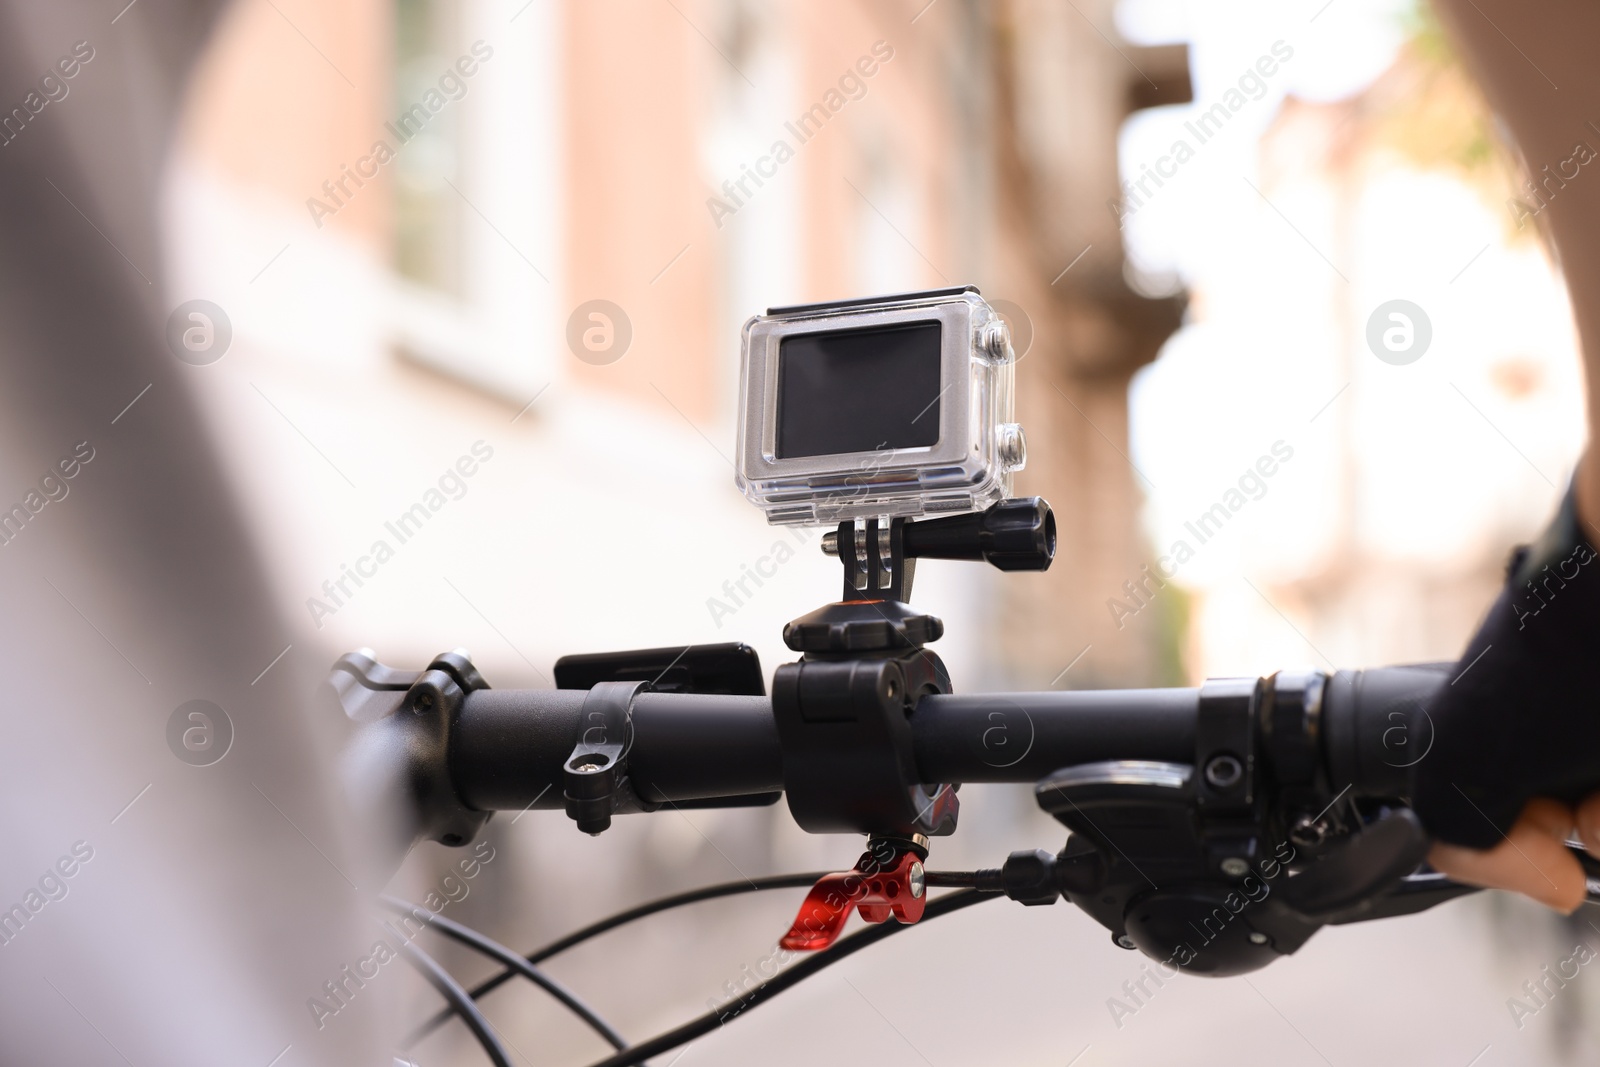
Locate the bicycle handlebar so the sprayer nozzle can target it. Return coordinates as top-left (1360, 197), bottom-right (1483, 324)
top-left (449, 686), bottom-right (1206, 809)
top-left (337, 653), bottom-right (1454, 882)
top-left (338, 651), bottom-right (1538, 983)
top-left (439, 665), bottom-right (1445, 813)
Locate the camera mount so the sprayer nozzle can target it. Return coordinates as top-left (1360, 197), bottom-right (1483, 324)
top-left (768, 496), bottom-right (1056, 860)
top-left (781, 496), bottom-right (1057, 654)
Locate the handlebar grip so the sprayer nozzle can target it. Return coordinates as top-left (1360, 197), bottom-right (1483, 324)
top-left (1322, 664), bottom-right (1450, 799)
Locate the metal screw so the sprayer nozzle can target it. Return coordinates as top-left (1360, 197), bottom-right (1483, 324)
top-left (412, 691), bottom-right (434, 714)
top-left (1115, 934), bottom-right (1137, 950)
top-left (980, 319), bottom-right (1014, 362)
top-left (1220, 857), bottom-right (1250, 878)
top-left (1248, 932), bottom-right (1269, 945)
top-left (908, 862), bottom-right (925, 899)
top-left (821, 531), bottom-right (840, 556)
top-left (1290, 815), bottom-right (1327, 848)
top-left (996, 423), bottom-right (1027, 471)
top-left (570, 753), bottom-right (610, 774)
top-left (1204, 754), bottom-right (1243, 790)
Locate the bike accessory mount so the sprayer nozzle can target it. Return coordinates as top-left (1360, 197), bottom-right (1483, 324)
top-left (551, 642), bottom-right (779, 832)
top-left (562, 680), bottom-right (657, 835)
top-left (768, 497), bottom-right (1055, 945)
top-left (773, 496), bottom-right (1056, 840)
top-left (783, 496), bottom-right (1056, 654)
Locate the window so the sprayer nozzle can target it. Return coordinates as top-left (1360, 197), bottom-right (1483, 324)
top-left (388, 0), bottom-right (562, 402)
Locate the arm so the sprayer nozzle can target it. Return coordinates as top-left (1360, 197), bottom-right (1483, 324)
top-left (1418, 0), bottom-right (1600, 912)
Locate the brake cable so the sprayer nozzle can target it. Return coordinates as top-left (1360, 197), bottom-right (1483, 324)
top-left (403, 871), bottom-right (828, 1048)
top-left (399, 877), bottom-right (999, 1067)
top-left (383, 896), bottom-right (632, 1052)
top-left (396, 938), bottom-right (515, 1067)
top-left (579, 888), bottom-right (999, 1067)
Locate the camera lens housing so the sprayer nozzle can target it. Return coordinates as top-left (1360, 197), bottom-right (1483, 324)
top-left (736, 286), bottom-right (1025, 526)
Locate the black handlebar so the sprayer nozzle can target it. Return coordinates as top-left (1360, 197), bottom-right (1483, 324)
top-left (451, 690), bottom-right (784, 811)
top-left (432, 664), bottom-right (1447, 813)
top-left (339, 650), bottom-right (1551, 984)
top-left (913, 687), bottom-right (1201, 782)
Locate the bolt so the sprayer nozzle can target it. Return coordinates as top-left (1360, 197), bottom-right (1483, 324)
top-left (1115, 934), bottom-right (1137, 950)
top-left (1290, 816), bottom-right (1327, 848)
top-left (1220, 857), bottom-right (1250, 878)
top-left (821, 531), bottom-right (840, 556)
top-left (980, 319), bottom-right (1014, 362)
top-left (1204, 754), bottom-right (1243, 790)
top-left (996, 422), bottom-right (1027, 471)
top-left (412, 691), bottom-right (434, 714)
top-left (1248, 932), bottom-right (1269, 945)
top-left (908, 862), bottom-right (925, 899)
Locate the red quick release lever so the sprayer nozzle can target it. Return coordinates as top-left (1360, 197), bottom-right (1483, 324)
top-left (779, 847), bottom-right (928, 951)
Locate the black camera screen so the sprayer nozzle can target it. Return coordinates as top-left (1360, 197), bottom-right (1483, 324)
top-left (775, 321), bottom-right (943, 459)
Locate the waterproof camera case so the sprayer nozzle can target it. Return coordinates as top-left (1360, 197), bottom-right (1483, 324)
top-left (735, 286), bottom-right (1025, 526)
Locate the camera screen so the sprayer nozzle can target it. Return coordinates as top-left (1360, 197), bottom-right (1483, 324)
top-left (774, 321), bottom-right (943, 459)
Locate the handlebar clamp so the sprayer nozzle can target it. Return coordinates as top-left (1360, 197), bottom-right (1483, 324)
top-left (772, 647), bottom-right (959, 838)
top-left (562, 680), bottom-right (658, 835)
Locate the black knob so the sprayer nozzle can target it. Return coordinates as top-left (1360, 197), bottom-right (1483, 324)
top-left (902, 497), bottom-right (1056, 572)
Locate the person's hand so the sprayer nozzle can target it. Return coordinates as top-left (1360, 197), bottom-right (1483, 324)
top-left (1428, 795), bottom-right (1600, 913)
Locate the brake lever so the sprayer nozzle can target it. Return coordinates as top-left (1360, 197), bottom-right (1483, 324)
top-left (1275, 809), bottom-right (1429, 920)
top-left (1562, 838), bottom-right (1600, 902)
top-left (1325, 835), bottom-right (1600, 927)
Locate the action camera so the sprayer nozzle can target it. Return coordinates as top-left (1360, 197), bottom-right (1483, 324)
top-left (735, 286), bottom-right (1026, 526)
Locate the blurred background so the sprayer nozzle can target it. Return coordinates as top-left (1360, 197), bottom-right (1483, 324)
top-left (6, 0), bottom-right (1597, 1064)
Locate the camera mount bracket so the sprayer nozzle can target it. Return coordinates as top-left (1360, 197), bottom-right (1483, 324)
top-left (770, 497), bottom-right (1057, 841)
top-left (784, 496), bottom-right (1057, 655)
top-left (772, 643), bottom-right (959, 838)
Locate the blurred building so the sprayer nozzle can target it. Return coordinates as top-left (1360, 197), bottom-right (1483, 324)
top-left (169, 0), bottom-right (1192, 697)
top-left (1133, 35), bottom-right (1584, 680)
